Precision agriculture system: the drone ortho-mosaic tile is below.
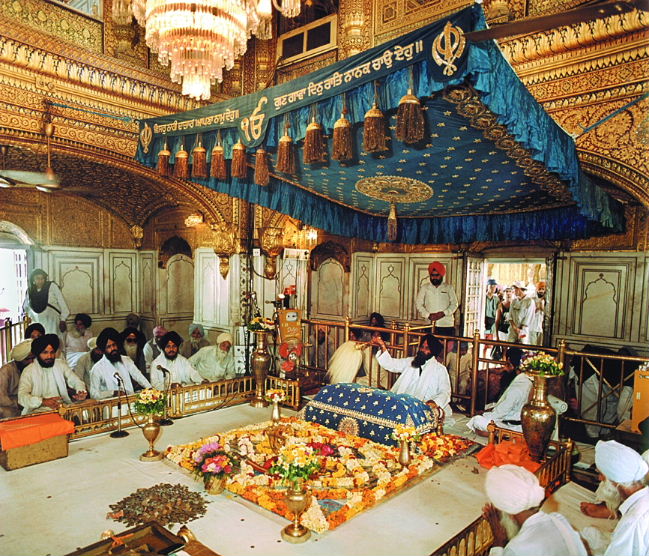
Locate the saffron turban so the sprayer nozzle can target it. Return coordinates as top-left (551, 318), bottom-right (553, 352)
top-left (96, 327), bottom-right (121, 350)
top-left (189, 323), bottom-right (205, 337)
top-left (87, 337), bottom-right (97, 350)
top-left (428, 261), bottom-right (446, 276)
top-left (485, 464), bottom-right (545, 514)
top-left (159, 331), bottom-right (183, 348)
top-left (11, 340), bottom-right (33, 362)
top-left (217, 332), bottom-right (233, 346)
top-left (31, 334), bottom-right (60, 356)
top-left (595, 440), bottom-right (649, 483)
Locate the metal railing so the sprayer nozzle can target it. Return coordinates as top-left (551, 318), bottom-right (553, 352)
top-left (0, 318), bottom-right (26, 366)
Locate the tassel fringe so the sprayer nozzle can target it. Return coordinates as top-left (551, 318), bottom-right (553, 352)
top-left (276, 134), bottom-right (296, 174)
top-left (173, 143), bottom-right (189, 179)
top-left (364, 104), bottom-right (388, 153)
top-left (191, 139), bottom-right (207, 178)
top-left (254, 148), bottom-right (270, 186)
top-left (231, 141), bottom-right (247, 179)
top-left (157, 140), bottom-right (171, 177)
top-left (396, 89), bottom-right (425, 144)
top-left (333, 113), bottom-right (353, 161)
top-left (387, 202), bottom-right (398, 242)
top-left (304, 119), bottom-right (326, 164)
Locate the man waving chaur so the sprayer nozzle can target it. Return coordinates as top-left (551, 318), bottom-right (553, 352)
top-left (23, 268), bottom-right (70, 335)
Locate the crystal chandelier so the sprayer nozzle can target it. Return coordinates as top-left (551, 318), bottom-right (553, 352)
top-left (123, 0), bottom-right (303, 101)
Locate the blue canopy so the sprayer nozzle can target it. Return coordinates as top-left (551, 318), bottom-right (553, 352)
top-left (135, 4), bottom-right (624, 244)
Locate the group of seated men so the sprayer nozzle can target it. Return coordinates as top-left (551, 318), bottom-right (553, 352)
top-left (0, 317), bottom-right (236, 417)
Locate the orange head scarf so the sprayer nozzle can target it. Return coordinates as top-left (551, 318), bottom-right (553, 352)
top-left (428, 261), bottom-right (446, 276)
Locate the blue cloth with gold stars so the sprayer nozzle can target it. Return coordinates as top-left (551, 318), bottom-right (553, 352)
top-left (303, 383), bottom-right (435, 446)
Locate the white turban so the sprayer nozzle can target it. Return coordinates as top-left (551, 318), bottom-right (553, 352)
top-left (216, 332), bottom-right (233, 346)
top-left (87, 337), bottom-right (97, 350)
top-left (485, 465), bottom-right (545, 514)
top-left (10, 340), bottom-right (33, 362)
top-left (596, 440), bottom-right (649, 484)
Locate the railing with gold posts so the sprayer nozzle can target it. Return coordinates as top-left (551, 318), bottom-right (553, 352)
top-left (58, 376), bottom-right (300, 440)
top-left (0, 318), bottom-right (27, 366)
top-left (432, 423), bottom-right (573, 556)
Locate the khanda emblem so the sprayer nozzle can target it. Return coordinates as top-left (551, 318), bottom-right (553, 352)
top-left (240, 96), bottom-right (268, 143)
top-left (139, 122), bottom-right (153, 153)
top-left (432, 21), bottom-right (466, 77)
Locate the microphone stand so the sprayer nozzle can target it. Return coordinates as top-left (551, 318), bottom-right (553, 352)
top-left (110, 374), bottom-right (129, 438)
top-left (159, 366), bottom-right (173, 426)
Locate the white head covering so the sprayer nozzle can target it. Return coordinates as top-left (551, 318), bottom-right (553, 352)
top-left (595, 440), bottom-right (649, 484)
top-left (87, 337), bottom-right (97, 350)
top-left (216, 332), bottom-right (233, 346)
top-left (10, 339), bottom-right (33, 362)
top-left (485, 464), bottom-right (545, 514)
top-left (511, 280), bottom-right (527, 290)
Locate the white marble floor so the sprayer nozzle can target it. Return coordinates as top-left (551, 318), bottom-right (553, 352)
top-left (0, 405), bottom-right (490, 556)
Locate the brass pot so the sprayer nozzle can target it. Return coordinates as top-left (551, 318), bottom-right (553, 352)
top-left (205, 475), bottom-right (226, 495)
top-left (250, 331), bottom-right (271, 408)
top-left (398, 439), bottom-right (411, 467)
top-left (521, 372), bottom-right (557, 462)
top-left (271, 399), bottom-right (282, 422)
top-left (281, 484), bottom-right (312, 543)
top-left (140, 414), bottom-right (163, 461)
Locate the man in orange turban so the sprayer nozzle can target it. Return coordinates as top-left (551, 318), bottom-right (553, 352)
top-left (530, 280), bottom-right (547, 346)
top-left (415, 261), bottom-right (458, 337)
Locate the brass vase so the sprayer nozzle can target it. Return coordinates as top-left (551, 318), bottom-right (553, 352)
top-left (271, 399), bottom-right (282, 422)
top-left (521, 372), bottom-right (557, 462)
top-left (140, 414), bottom-right (163, 461)
top-left (205, 475), bottom-right (226, 495)
top-left (281, 484), bottom-right (312, 543)
top-left (250, 331), bottom-right (271, 408)
top-left (398, 439), bottom-right (411, 467)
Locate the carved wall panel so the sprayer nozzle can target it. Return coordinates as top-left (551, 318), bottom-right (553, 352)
top-left (278, 256), bottom-right (309, 316)
top-left (109, 252), bottom-right (137, 315)
top-left (49, 250), bottom-right (103, 315)
top-left (138, 251), bottom-right (156, 317)
top-left (376, 257), bottom-right (405, 320)
top-left (311, 258), bottom-right (346, 320)
top-left (351, 254), bottom-right (374, 319)
top-left (194, 248), bottom-right (230, 327)
top-left (159, 254), bottom-right (193, 316)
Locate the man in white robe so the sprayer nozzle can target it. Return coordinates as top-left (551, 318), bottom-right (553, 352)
top-left (74, 337), bottom-right (103, 386)
top-left (593, 440), bottom-right (649, 556)
top-left (63, 313), bottom-right (93, 369)
top-left (372, 333), bottom-right (452, 418)
top-left (144, 325), bottom-right (167, 374)
top-left (415, 261), bottom-right (459, 336)
top-left (18, 334), bottom-right (87, 414)
top-left (507, 282), bottom-right (535, 345)
top-left (89, 327), bottom-right (151, 399)
top-left (179, 323), bottom-right (211, 359)
top-left (483, 464), bottom-right (588, 556)
top-left (150, 331), bottom-right (203, 390)
top-left (22, 268), bottom-right (69, 336)
top-left (190, 332), bottom-right (236, 381)
top-left (529, 281), bottom-right (546, 346)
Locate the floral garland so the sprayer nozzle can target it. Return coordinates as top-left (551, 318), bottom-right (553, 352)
top-left (418, 433), bottom-right (477, 463)
top-left (391, 424), bottom-right (421, 442)
top-left (247, 316), bottom-right (275, 332)
top-left (264, 388), bottom-right (287, 403)
top-left (521, 352), bottom-right (564, 376)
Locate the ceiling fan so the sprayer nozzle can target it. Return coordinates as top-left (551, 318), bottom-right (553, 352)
top-left (0, 123), bottom-right (61, 192)
top-left (465, 0), bottom-right (649, 42)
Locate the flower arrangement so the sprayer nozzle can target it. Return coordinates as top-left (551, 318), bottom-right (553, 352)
top-left (192, 441), bottom-right (236, 486)
top-left (269, 442), bottom-right (320, 487)
top-left (521, 352), bottom-right (564, 376)
top-left (391, 424), bottom-right (421, 442)
top-left (247, 315), bottom-right (276, 332)
top-left (133, 388), bottom-right (166, 415)
top-left (265, 388), bottom-right (287, 403)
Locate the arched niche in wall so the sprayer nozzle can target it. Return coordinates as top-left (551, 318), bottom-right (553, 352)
top-left (158, 235), bottom-right (192, 269)
top-left (0, 220), bottom-right (35, 247)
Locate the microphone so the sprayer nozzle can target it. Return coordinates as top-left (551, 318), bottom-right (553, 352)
top-left (113, 372), bottom-right (123, 383)
top-left (157, 365), bottom-right (170, 375)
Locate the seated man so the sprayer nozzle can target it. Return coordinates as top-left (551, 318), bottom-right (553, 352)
top-left (63, 312), bottom-right (93, 369)
top-left (483, 464), bottom-right (587, 555)
top-left (180, 323), bottom-right (210, 359)
top-left (445, 342), bottom-right (473, 396)
top-left (143, 325), bottom-right (167, 374)
top-left (24, 323), bottom-right (45, 340)
top-left (0, 340), bottom-right (34, 418)
top-left (372, 333), bottom-right (452, 418)
top-left (467, 348), bottom-right (531, 436)
top-left (89, 328), bottom-right (151, 399)
top-left (593, 440), bottom-right (649, 556)
top-left (121, 327), bottom-right (147, 376)
top-left (189, 332), bottom-right (236, 382)
top-left (18, 334), bottom-right (87, 414)
top-left (73, 337), bottom-right (103, 386)
top-left (326, 328), bottom-right (369, 384)
top-left (150, 331), bottom-right (204, 390)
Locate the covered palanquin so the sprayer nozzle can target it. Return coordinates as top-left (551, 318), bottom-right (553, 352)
top-left (301, 383), bottom-right (435, 446)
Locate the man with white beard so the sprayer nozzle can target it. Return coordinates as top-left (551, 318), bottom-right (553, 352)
top-left (18, 334), bottom-right (87, 414)
top-left (190, 332), bottom-right (236, 382)
top-left (120, 327), bottom-right (147, 376)
top-left (482, 464), bottom-right (587, 556)
top-left (89, 328), bottom-right (151, 399)
top-left (144, 325), bottom-right (167, 374)
top-left (593, 440), bottom-right (649, 556)
top-left (150, 331), bottom-right (204, 390)
top-left (180, 323), bottom-right (210, 359)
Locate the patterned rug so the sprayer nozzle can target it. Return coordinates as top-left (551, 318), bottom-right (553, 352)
top-left (165, 417), bottom-right (476, 534)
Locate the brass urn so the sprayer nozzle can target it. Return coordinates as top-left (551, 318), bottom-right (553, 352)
top-left (521, 372), bottom-right (556, 462)
top-left (250, 331), bottom-right (271, 408)
top-left (140, 415), bottom-right (163, 461)
top-left (281, 484), bottom-right (312, 543)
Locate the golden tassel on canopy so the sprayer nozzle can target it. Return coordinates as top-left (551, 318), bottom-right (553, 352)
top-left (157, 139), bottom-right (171, 177)
top-left (254, 147), bottom-right (270, 186)
top-left (231, 140), bottom-right (247, 179)
top-left (387, 202), bottom-right (398, 242)
top-left (210, 131), bottom-right (227, 180)
top-left (304, 105), bottom-right (326, 164)
top-left (173, 141), bottom-right (189, 179)
top-left (396, 89), bottom-right (425, 144)
top-left (364, 103), bottom-right (388, 153)
top-left (333, 95), bottom-right (353, 162)
top-left (276, 123), bottom-right (296, 174)
top-left (191, 135), bottom-right (207, 178)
